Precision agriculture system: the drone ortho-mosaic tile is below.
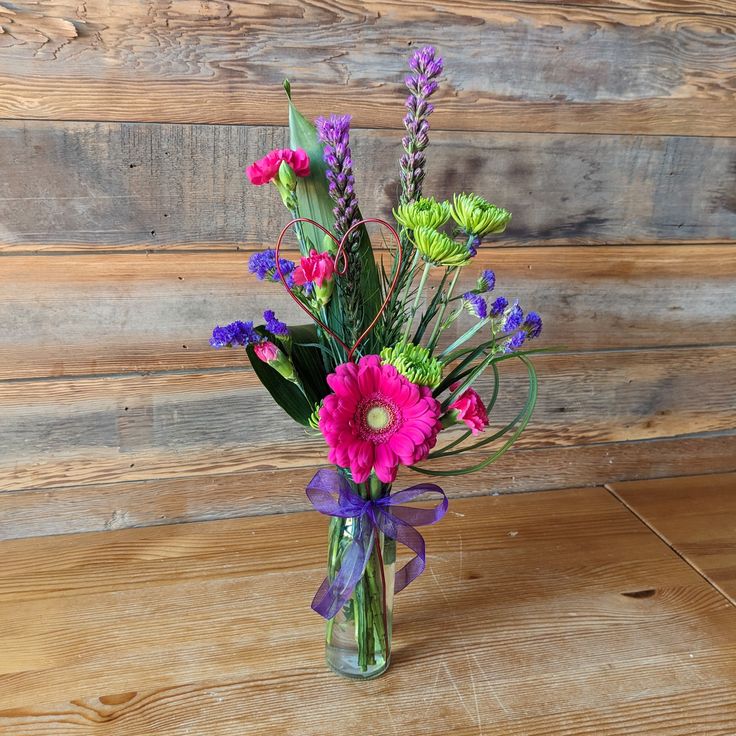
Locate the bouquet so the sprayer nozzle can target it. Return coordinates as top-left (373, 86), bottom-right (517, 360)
top-left (210, 47), bottom-right (543, 679)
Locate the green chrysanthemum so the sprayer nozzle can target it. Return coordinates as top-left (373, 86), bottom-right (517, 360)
top-left (380, 341), bottom-right (443, 388)
top-left (413, 226), bottom-right (471, 267)
top-left (308, 402), bottom-right (322, 430)
top-left (393, 197), bottom-right (451, 231)
top-left (450, 193), bottom-right (511, 238)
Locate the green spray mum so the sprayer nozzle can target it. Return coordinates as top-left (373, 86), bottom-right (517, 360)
top-left (451, 193), bottom-right (511, 238)
top-left (393, 197), bottom-right (451, 231)
top-left (413, 226), bottom-right (471, 267)
top-left (380, 341), bottom-right (443, 388)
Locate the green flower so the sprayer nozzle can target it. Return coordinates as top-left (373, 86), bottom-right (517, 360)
top-left (450, 193), bottom-right (511, 238)
top-left (380, 341), bottom-right (443, 388)
top-left (308, 402), bottom-right (322, 430)
top-left (393, 197), bottom-right (451, 231)
top-left (413, 226), bottom-right (471, 267)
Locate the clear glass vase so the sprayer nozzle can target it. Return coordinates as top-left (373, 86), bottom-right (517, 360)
top-left (324, 471), bottom-right (396, 679)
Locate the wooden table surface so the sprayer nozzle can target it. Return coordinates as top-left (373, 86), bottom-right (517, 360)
top-left (1, 478), bottom-right (735, 735)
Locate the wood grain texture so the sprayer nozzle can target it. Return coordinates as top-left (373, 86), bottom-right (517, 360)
top-left (0, 489), bottom-right (735, 733)
top-left (2, 121), bottom-right (735, 251)
top-left (610, 472), bottom-right (736, 604)
top-left (0, 1), bottom-right (735, 135)
top-left (1, 346), bottom-right (735, 493)
top-left (2, 245), bottom-right (736, 380)
top-left (2, 435), bottom-right (736, 541)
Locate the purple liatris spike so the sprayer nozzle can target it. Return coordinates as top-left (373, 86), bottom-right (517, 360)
top-left (477, 270), bottom-right (495, 293)
top-left (400, 46), bottom-right (443, 204)
top-left (210, 320), bottom-right (262, 349)
top-left (489, 296), bottom-right (508, 317)
top-left (263, 309), bottom-right (288, 336)
top-left (462, 292), bottom-right (488, 319)
top-left (503, 331), bottom-right (527, 354)
top-left (523, 311), bottom-right (543, 340)
top-left (315, 114), bottom-right (360, 248)
top-left (503, 301), bottom-right (524, 332)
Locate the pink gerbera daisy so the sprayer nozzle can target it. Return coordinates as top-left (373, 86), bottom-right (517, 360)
top-left (319, 355), bottom-right (442, 483)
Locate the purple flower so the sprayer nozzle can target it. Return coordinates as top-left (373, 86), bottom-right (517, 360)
top-left (210, 320), bottom-right (261, 349)
top-left (503, 331), bottom-right (527, 354)
top-left (400, 46), bottom-right (443, 204)
top-left (248, 249), bottom-right (296, 288)
top-left (489, 296), bottom-right (508, 317)
top-left (263, 309), bottom-right (288, 336)
top-left (523, 311), bottom-right (543, 340)
top-left (316, 114), bottom-right (360, 248)
top-left (503, 301), bottom-right (524, 332)
top-left (477, 269), bottom-right (495, 293)
top-left (468, 236), bottom-right (481, 258)
top-left (462, 292), bottom-right (488, 319)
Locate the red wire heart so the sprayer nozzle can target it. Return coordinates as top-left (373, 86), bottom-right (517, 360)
top-left (274, 217), bottom-right (403, 362)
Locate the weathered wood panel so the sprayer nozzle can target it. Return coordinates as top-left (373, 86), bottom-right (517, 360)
top-left (0, 2), bottom-right (734, 136)
top-left (2, 245), bottom-right (735, 380)
top-left (1, 346), bottom-right (735, 492)
top-left (610, 472), bottom-right (736, 603)
top-left (2, 435), bottom-right (735, 540)
top-left (1, 490), bottom-right (735, 733)
top-left (532, 0), bottom-right (736, 13)
top-left (2, 122), bottom-right (735, 251)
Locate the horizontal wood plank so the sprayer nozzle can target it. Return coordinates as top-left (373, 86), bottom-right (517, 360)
top-left (609, 472), bottom-right (736, 604)
top-left (2, 122), bottom-right (735, 251)
top-left (0, 2), bottom-right (734, 135)
top-left (0, 489), bottom-right (735, 732)
top-left (2, 435), bottom-right (736, 540)
top-left (2, 246), bottom-right (735, 380)
top-left (1, 346), bottom-right (735, 492)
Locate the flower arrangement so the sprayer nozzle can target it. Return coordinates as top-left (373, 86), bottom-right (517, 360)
top-left (209, 47), bottom-right (543, 679)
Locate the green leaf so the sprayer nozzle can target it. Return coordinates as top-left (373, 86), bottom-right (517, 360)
top-left (289, 323), bottom-right (330, 403)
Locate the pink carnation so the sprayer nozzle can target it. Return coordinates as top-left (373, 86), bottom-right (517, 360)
top-left (449, 385), bottom-right (489, 435)
top-left (246, 148), bottom-right (310, 185)
top-left (319, 355), bottom-right (442, 483)
top-left (253, 340), bottom-right (280, 363)
top-left (293, 249), bottom-right (335, 288)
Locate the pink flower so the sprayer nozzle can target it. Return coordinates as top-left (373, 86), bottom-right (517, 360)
top-left (293, 249), bottom-right (336, 288)
top-left (449, 385), bottom-right (489, 435)
top-left (319, 355), bottom-right (442, 483)
top-left (246, 148), bottom-right (310, 186)
top-left (253, 340), bottom-right (280, 363)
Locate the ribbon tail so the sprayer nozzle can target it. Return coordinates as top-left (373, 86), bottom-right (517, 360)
top-left (375, 510), bottom-right (427, 595)
top-left (311, 516), bottom-right (374, 620)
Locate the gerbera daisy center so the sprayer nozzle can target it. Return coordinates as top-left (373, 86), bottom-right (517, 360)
top-left (366, 405), bottom-right (392, 431)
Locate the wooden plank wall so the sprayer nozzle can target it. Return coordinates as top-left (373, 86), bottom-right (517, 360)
top-left (0, 0), bottom-right (734, 540)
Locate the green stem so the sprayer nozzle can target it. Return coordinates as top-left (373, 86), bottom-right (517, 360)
top-left (403, 261), bottom-right (432, 343)
top-left (426, 267), bottom-right (461, 354)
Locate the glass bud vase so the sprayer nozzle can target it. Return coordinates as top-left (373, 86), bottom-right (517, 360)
top-left (325, 471), bottom-right (396, 679)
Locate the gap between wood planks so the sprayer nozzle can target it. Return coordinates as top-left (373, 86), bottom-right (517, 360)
top-left (2, 344), bottom-right (736, 385)
top-left (605, 483), bottom-right (736, 609)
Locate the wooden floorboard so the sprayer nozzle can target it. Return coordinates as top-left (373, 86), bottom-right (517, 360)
top-left (609, 472), bottom-right (736, 605)
top-left (0, 487), bottom-right (735, 734)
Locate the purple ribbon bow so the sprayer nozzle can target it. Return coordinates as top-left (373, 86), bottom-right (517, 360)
top-left (306, 468), bottom-right (448, 619)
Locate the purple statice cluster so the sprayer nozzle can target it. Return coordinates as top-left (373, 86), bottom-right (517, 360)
top-left (248, 249), bottom-right (296, 288)
top-left (263, 309), bottom-right (288, 336)
top-left (502, 308), bottom-right (544, 354)
top-left (477, 270), bottom-right (495, 293)
top-left (503, 301), bottom-right (524, 333)
top-left (210, 320), bottom-right (262, 349)
top-left (462, 292), bottom-right (488, 319)
top-left (400, 46), bottom-right (443, 204)
top-left (316, 114), bottom-right (360, 248)
top-left (489, 296), bottom-right (508, 317)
